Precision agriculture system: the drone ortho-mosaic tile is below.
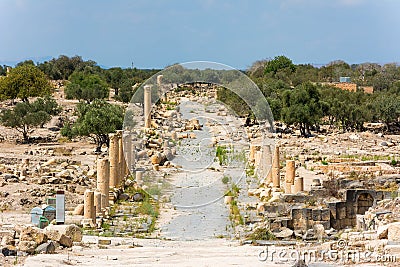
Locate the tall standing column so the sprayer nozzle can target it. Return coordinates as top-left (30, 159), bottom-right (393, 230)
top-left (285, 160), bottom-right (295, 194)
top-left (272, 145), bottom-right (280, 188)
top-left (84, 190), bottom-right (95, 225)
top-left (124, 133), bottom-right (133, 175)
top-left (263, 145), bottom-right (272, 185)
top-left (144, 85), bottom-right (152, 128)
top-left (109, 133), bottom-right (119, 188)
top-left (96, 158), bottom-right (110, 208)
top-left (117, 130), bottom-right (125, 187)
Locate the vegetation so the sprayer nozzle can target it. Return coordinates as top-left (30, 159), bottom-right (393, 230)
top-left (247, 227), bottom-right (276, 241)
top-left (1, 54), bottom-right (400, 140)
top-left (0, 96), bottom-right (60, 142)
top-left (61, 99), bottom-right (123, 151)
top-left (65, 71), bottom-right (109, 102)
top-left (0, 64), bottom-right (52, 102)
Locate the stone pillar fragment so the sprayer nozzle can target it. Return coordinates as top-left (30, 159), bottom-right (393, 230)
top-left (136, 171), bottom-right (143, 186)
top-left (109, 133), bottom-right (119, 188)
top-left (84, 190), bottom-right (95, 225)
top-left (96, 158), bottom-right (110, 208)
top-left (294, 177), bottom-right (304, 193)
top-left (272, 146), bottom-right (280, 188)
top-left (285, 160), bottom-right (295, 194)
top-left (94, 191), bottom-right (102, 214)
top-left (144, 85), bottom-right (152, 128)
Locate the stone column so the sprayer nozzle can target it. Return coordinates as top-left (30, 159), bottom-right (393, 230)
top-left (96, 158), bottom-right (110, 208)
top-left (136, 170), bottom-right (143, 186)
top-left (294, 177), bottom-right (304, 193)
top-left (117, 130), bottom-right (125, 187)
top-left (144, 85), bottom-right (152, 128)
top-left (285, 160), bottom-right (295, 194)
top-left (249, 144), bottom-right (257, 163)
top-left (124, 133), bottom-right (133, 175)
top-left (272, 146), bottom-right (280, 188)
top-left (263, 145), bottom-right (272, 185)
top-left (171, 131), bottom-right (177, 141)
top-left (94, 191), bottom-right (102, 215)
top-left (84, 190), bottom-right (95, 225)
top-left (109, 133), bottom-right (119, 188)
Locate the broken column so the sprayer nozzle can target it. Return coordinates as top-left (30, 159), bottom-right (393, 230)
top-left (136, 170), bottom-right (143, 186)
top-left (294, 177), bottom-right (304, 193)
top-left (272, 145), bottom-right (280, 188)
top-left (144, 85), bottom-right (152, 128)
top-left (94, 191), bottom-right (102, 215)
top-left (285, 160), bottom-right (295, 194)
top-left (84, 190), bottom-right (95, 225)
top-left (96, 158), bottom-right (110, 208)
top-left (109, 133), bottom-right (119, 188)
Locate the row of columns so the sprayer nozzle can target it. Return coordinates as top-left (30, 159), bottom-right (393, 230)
top-left (84, 83), bottom-right (154, 226)
top-left (84, 131), bottom-right (137, 226)
top-left (256, 144), bottom-right (304, 194)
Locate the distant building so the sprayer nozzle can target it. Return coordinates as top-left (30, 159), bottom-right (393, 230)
top-left (339, 76), bottom-right (351, 83)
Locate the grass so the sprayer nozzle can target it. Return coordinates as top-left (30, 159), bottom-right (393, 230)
top-left (247, 227), bottom-right (276, 241)
top-left (246, 165), bottom-right (255, 177)
top-left (216, 145), bottom-right (228, 165)
top-left (222, 175), bottom-right (230, 184)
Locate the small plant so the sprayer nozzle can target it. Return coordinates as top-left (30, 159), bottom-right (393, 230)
top-left (246, 165), bottom-right (255, 176)
top-left (216, 145), bottom-right (228, 165)
top-left (222, 175), bottom-right (230, 184)
top-left (390, 159), bottom-right (397, 166)
top-left (247, 227), bottom-right (276, 241)
top-left (321, 160), bottom-right (328, 165)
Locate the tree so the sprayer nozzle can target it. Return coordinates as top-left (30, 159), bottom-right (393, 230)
top-left (64, 71), bottom-right (109, 102)
top-left (38, 55), bottom-right (97, 80)
top-left (0, 65), bottom-right (52, 102)
top-left (105, 67), bottom-right (125, 96)
top-left (62, 100), bottom-right (124, 151)
top-left (0, 97), bottom-right (60, 142)
top-left (371, 92), bottom-right (400, 131)
top-left (281, 82), bottom-right (323, 137)
top-left (264, 56), bottom-right (296, 75)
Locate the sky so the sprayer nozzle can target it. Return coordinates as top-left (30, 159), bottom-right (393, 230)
top-left (0, 0), bottom-right (399, 69)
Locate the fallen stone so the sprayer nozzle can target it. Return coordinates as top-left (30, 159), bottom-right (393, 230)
top-left (133, 192), bottom-right (144, 202)
top-left (118, 193), bottom-right (129, 201)
top-left (73, 204), bottom-right (84, 215)
top-left (1, 247), bottom-right (17, 256)
top-left (313, 223), bottom-right (326, 239)
top-left (274, 227), bottom-right (293, 239)
top-left (377, 224), bottom-right (389, 239)
top-left (58, 234), bottom-right (73, 248)
top-left (18, 240), bottom-right (37, 254)
top-left (19, 226), bottom-right (48, 245)
top-left (387, 222), bottom-right (400, 241)
top-left (35, 241), bottom-right (56, 254)
top-left (44, 224), bottom-right (83, 243)
top-left (1, 235), bottom-right (14, 247)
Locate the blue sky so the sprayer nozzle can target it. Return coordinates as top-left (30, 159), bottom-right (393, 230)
top-left (0, 0), bottom-right (399, 69)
